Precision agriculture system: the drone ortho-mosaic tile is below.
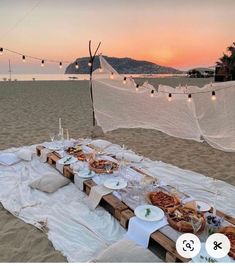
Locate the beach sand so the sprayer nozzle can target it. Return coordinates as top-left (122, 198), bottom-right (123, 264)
top-left (1, 77), bottom-right (235, 262)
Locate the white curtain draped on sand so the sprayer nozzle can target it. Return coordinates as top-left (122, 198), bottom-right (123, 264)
top-left (93, 56), bottom-right (235, 152)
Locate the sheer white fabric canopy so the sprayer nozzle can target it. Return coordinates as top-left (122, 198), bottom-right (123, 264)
top-left (93, 56), bottom-right (235, 152)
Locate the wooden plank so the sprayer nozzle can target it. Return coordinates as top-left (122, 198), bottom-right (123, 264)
top-left (36, 145), bottom-right (44, 156)
top-left (151, 231), bottom-right (189, 262)
top-left (120, 209), bottom-right (135, 228)
top-left (165, 252), bottom-right (177, 262)
top-left (48, 153), bottom-right (59, 166)
top-left (216, 210), bottom-right (235, 225)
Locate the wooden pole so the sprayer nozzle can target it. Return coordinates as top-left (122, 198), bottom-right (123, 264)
top-left (8, 59), bottom-right (12, 81)
top-left (88, 40), bottom-right (101, 127)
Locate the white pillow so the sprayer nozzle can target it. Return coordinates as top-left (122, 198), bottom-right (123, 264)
top-left (0, 153), bottom-right (21, 166)
top-left (29, 172), bottom-right (70, 193)
top-left (16, 148), bottom-right (32, 161)
top-left (116, 151), bottom-right (143, 163)
top-left (89, 139), bottom-right (112, 150)
top-left (91, 238), bottom-right (162, 262)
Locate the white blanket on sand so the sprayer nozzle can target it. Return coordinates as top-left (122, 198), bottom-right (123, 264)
top-left (0, 145), bottom-right (125, 262)
top-left (0, 140), bottom-right (235, 262)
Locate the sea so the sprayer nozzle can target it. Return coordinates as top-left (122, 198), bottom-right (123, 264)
top-left (0, 73), bottom-right (185, 81)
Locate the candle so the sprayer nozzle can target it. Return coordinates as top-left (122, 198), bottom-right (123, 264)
top-left (66, 129), bottom-right (69, 140)
top-left (61, 127), bottom-right (64, 139)
top-left (59, 118), bottom-right (62, 132)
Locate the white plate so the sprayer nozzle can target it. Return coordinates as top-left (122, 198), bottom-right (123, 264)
top-left (196, 201), bottom-right (211, 212)
top-left (76, 170), bottom-right (95, 179)
top-left (58, 156), bottom-right (77, 165)
top-left (47, 144), bottom-right (62, 151)
top-left (104, 178), bottom-right (127, 190)
top-left (134, 204), bottom-right (164, 222)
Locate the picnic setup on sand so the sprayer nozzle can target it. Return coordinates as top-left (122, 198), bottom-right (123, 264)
top-left (1, 54), bottom-right (235, 263)
top-left (0, 134), bottom-right (235, 262)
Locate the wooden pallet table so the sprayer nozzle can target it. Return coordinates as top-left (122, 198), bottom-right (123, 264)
top-left (36, 145), bottom-right (235, 262)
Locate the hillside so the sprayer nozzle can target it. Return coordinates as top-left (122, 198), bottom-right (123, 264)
top-left (65, 56), bottom-right (182, 74)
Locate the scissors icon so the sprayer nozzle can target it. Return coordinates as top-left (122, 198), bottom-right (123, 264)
top-left (213, 241), bottom-right (222, 250)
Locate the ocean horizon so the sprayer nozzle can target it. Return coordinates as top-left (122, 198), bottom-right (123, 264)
top-left (0, 73), bottom-right (185, 82)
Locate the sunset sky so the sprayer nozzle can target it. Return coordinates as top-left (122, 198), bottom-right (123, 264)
top-left (0, 0), bottom-right (234, 73)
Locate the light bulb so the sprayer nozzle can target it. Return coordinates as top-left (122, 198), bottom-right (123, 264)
top-left (22, 55), bottom-right (26, 63)
top-left (99, 67), bottom-right (103, 73)
top-left (59, 62), bottom-right (62, 68)
top-left (75, 62), bottom-right (79, 69)
top-left (110, 72), bottom-right (114, 79)
top-left (136, 84), bottom-right (139, 91)
top-left (123, 77), bottom-right (127, 84)
top-left (41, 60), bottom-right (44, 67)
top-left (0, 48), bottom-right (3, 55)
top-left (151, 89), bottom-right (154, 97)
top-left (211, 91), bottom-right (216, 101)
top-left (188, 94), bottom-right (192, 102)
top-left (168, 93), bottom-right (172, 102)
top-left (88, 60), bottom-right (92, 67)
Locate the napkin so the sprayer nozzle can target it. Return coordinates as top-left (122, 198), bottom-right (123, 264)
top-left (0, 153), bottom-right (21, 166)
top-left (74, 173), bottom-right (93, 191)
top-left (86, 185), bottom-right (113, 210)
top-left (39, 148), bottom-right (51, 163)
top-left (56, 160), bottom-right (64, 174)
top-left (126, 216), bottom-right (168, 248)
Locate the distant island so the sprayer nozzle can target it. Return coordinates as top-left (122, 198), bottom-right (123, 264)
top-left (65, 55), bottom-right (182, 74)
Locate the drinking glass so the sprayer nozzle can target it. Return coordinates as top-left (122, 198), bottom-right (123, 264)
top-left (105, 163), bottom-right (112, 174)
top-left (190, 216), bottom-right (203, 235)
top-left (49, 132), bottom-right (56, 142)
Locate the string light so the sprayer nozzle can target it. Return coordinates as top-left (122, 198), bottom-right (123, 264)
top-left (168, 93), bottom-right (172, 102)
top-left (41, 60), bottom-right (45, 67)
top-left (136, 84), bottom-right (139, 91)
top-left (75, 62), bottom-right (79, 69)
top-left (110, 72), bottom-right (114, 79)
top-left (88, 60), bottom-right (92, 67)
top-left (123, 76), bottom-right (127, 84)
top-left (211, 91), bottom-right (216, 101)
top-left (0, 46), bottom-right (72, 68)
top-left (188, 94), bottom-right (192, 102)
top-left (151, 89), bottom-right (155, 97)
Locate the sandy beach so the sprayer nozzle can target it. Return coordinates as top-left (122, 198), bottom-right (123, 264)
top-left (1, 77), bottom-right (235, 262)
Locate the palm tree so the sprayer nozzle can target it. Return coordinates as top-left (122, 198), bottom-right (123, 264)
top-left (216, 42), bottom-right (235, 81)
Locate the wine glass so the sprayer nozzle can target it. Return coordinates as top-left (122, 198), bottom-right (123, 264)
top-left (84, 153), bottom-right (92, 163)
top-left (49, 132), bottom-right (56, 142)
top-left (190, 216), bottom-right (203, 235)
top-left (105, 162), bottom-right (112, 174)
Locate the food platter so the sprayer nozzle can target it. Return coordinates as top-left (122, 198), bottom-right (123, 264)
top-left (147, 190), bottom-right (180, 211)
top-left (134, 204), bottom-right (165, 222)
top-left (77, 153), bottom-right (86, 161)
top-left (219, 226), bottom-right (235, 259)
top-left (89, 159), bottom-right (118, 174)
top-left (66, 146), bottom-right (82, 155)
top-left (167, 205), bottom-right (206, 233)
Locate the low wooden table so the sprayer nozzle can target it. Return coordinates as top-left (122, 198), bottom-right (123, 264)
top-left (36, 145), bottom-right (235, 262)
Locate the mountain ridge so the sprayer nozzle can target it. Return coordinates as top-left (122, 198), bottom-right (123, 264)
top-left (65, 55), bottom-right (182, 74)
